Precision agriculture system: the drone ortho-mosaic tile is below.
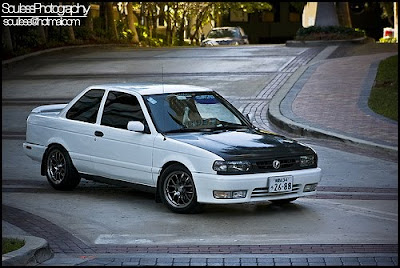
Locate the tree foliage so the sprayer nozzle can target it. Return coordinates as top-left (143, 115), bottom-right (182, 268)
top-left (380, 2), bottom-right (394, 26)
top-left (4, 1), bottom-right (394, 59)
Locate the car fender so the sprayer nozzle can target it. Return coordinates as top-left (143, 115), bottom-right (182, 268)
top-left (46, 136), bottom-right (69, 151)
top-left (152, 134), bottom-right (222, 178)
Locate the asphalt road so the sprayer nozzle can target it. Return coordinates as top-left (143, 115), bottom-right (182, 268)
top-left (2, 45), bottom-right (398, 248)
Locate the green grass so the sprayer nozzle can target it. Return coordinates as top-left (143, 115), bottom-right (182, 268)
top-left (368, 55), bottom-right (398, 121)
top-left (2, 237), bottom-right (25, 254)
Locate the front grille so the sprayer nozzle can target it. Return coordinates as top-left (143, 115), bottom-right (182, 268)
top-left (251, 184), bottom-right (301, 198)
top-left (216, 40), bottom-right (230, 45)
top-left (256, 158), bottom-right (298, 170)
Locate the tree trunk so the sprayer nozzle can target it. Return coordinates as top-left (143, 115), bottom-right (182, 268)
top-left (38, 25), bottom-right (47, 44)
top-left (178, 11), bottom-right (187, 46)
top-left (336, 2), bottom-right (352, 27)
top-left (165, 5), bottom-right (172, 45)
top-left (394, 2), bottom-right (398, 41)
top-left (2, 25), bottom-right (13, 53)
top-left (127, 2), bottom-right (139, 43)
top-left (106, 2), bottom-right (118, 40)
top-left (315, 2), bottom-right (339, 27)
top-left (85, 4), bottom-right (94, 31)
top-left (68, 26), bottom-right (76, 41)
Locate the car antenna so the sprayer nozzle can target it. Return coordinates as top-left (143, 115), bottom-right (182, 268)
top-left (162, 64), bottom-right (165, 93)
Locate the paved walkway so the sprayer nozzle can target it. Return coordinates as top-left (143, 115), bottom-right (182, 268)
top-left (2, 205), bottom-right (398, 266)
top-left (2, 44), bottom-right (398, 266)
top-left (269, 47), bottom-right (398, 154)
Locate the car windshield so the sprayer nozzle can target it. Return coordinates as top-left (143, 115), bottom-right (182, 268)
top-left (207, 29), bottom-right (240, 38)
top-left (144, 92), bottom-right (249, 133)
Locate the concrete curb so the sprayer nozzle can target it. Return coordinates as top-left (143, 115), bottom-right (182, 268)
top-left (267, 46), bottom-right (398, 153)
top-left (286, 37), bottom-right (370, 47)
top-left (2, 44), bottom-right (134, 66)
top-left (2, 235), bottom-right (53, 266)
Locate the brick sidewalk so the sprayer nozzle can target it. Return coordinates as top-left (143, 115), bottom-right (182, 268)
top-left (3, 204), bottom-right (398, 266)
top-left (289, 53), bottom-right (398, 148)
top-left (3, 204), bottom-right (398, 256)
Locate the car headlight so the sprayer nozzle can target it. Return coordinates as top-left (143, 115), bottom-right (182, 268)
top-left (300, 155), bottom-right (316, 167)
top-left (213, 160), bottom-right (251, 174)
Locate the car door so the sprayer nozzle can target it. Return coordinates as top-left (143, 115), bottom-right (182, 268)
top-left (62, 88), bottom-right (106, 175)
top-left (91, 90), bottom-right (156, 186)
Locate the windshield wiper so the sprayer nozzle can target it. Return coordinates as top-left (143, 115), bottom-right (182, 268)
top-left (164, 128), bottom-right (215, 134)
top-left (213, 122), bottom-right (249, 130)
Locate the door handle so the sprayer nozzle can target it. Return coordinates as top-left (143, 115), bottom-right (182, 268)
top-left (94, 131), bottom-right (104, 137)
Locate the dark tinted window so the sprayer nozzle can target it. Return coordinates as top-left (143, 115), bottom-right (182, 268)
top-left (66, 89), bottom-right (104, 123)
top-left (101, 91), bottom-right (145, 130)
top-left (208, 28), bottom-right (239, 38)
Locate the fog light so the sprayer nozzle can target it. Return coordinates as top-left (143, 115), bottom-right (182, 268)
top-left (304, 183), bottom-right (318, 192)
top-left (232, 190), bottom-right (247, 198)
top-left (213, 191), bottom-right (232, 199)
top-left (213, 190), bottom-right (247, 199)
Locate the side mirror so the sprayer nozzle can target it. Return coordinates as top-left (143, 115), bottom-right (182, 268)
top-left (127, 121), bottom-right (145, 132)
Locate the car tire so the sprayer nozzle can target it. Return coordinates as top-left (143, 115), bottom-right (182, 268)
top-left (45, 145), bottom-right (81, 191)
top-left (270, 198), bottom-right (298, 205)
top-left (159, 164), bottom-right (202, 214)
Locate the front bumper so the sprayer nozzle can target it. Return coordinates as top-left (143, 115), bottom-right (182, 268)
top-left (192, 168), bottom-right (322, 204)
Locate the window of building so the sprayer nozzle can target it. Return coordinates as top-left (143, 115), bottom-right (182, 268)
top-left (66, 89), bottom-right (105, 123)
top-left (230, 10), bottom-right (248, 22)
top-left (288, 3), bottom-right (301, 23)
top-left (261, 4), bottom-right (280, 23)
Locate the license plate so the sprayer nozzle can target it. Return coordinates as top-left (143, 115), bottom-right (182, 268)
top-left (268, 176), bottom-right (293, 193)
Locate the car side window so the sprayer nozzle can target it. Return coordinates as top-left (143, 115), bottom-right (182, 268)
top-left (66, 89), bottom-right (105, 123)
top-left (101, 91), bottom-right (146, 130)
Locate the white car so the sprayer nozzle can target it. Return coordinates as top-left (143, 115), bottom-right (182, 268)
top-left (201, 26), bottom-right (249, 47)
top-left (23, 84), bottom-right (321, 213)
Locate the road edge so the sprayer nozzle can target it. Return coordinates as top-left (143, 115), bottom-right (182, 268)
top-left (2, 234), bottom-right (53, 266)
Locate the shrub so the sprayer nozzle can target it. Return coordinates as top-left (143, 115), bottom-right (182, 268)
top-left (74, 26), bottom-right (95, 41)
top-left (295, 26), bottom-right (366, 41)
top-left (12, 27), bottom-right (43, 48)
top-left (379, 37), bottom-right (397, 43)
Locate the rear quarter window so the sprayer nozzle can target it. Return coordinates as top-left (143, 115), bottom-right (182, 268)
top-left (66, 89), bottom-right (105, 123)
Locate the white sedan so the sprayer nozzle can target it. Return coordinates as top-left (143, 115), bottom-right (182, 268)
top-left (23, 84), bottom-right (321, 213)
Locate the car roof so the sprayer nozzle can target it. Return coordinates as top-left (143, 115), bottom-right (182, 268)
top-left (87, 83), bottom-right (212, 95)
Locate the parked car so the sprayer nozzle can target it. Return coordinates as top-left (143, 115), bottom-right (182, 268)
top-left (201, 26), bottom-right (249, 47)
top-left (23, 84), bottom-right (321, 213)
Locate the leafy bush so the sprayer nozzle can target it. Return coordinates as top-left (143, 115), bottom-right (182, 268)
top-left (379, 37), bottom-right (397, 43)
top-left (74, 26), bottom-right (95, 41)
top-left (295, 26), bottom-right (366, 41)
top-left (135, 23), bottom-right (165, 47)
top-left (12, 27), bottom-right (43, 48)
top-left (93, 17), bottom-right (107, 38)
top-left (46, 26), bottom-right (71, 43)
